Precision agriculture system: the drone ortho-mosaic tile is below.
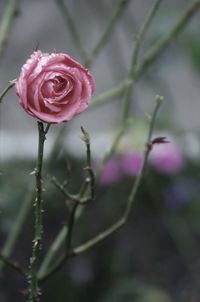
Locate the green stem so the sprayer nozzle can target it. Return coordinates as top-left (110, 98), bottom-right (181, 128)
top-left (0, 79), bottom-right (16, 103)
top-left (134, 0), bottom-right (200, 78)
top-left (0, 182), bottom-right (34, 268)
top-left (123, 95), bottom-right (162, 219)
top-left (91, 0), bottom-right (200, 109)
top-left (0, 252), bottom-right (26, 275)
top-left (38, 197), bottom-right (82, 283)
top-left (48, 176), bottom-right (79, 201)
top-left (96, 124), bottom-right (125, 178)
top-left (90, 79), bottom-right (131, 109)
top-left (85, 0), bottom-right (130, 67)
top-left (66, 203), bottom-right (78, 251)
top-left (121, 0), bottom-right (161, 121)
top-left (36, 0), bottom-right (200, 282)
top-left (27, 122), bottom-right (50, 302)
top-left (71, 96), bottom-right (162, 256)
top-left (0, 0), bottom-right (18, 59)
top-left (0, 125), bottom-right (66, 272)
top-left (81, 127), bottom-right (95, 200)
top-left (39, 97), bottom-right (162, 281)
top-left (37, 225), bottom-right (67, 279)
top-left (37, 1), bottom-right (162, 279)
top-left (94, 0), bottom-right (161, 171)
top-left (56, 0), bottom-right (88, 62)
top-left (37, 128), bottom-right (95, 280)
top-left (46, 124), bottom-right (67, 166)
top-left (130, 0), bottom-right (162, 72)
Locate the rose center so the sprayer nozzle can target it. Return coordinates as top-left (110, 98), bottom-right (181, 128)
top-left (41, 75), bottom-right (73, 99)
top-left (53, 76), bottom-right (67, 93)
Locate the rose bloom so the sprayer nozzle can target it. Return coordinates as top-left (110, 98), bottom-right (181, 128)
top-left (15, 50), bottom-right (95, 123)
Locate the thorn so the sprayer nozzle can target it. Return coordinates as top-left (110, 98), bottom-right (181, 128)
top-left (80, 126), bottom-right (90, 144)
top-left (152, 136), bottom-right (169, 145)
top-left (29, 169), bottom-right (36, 175)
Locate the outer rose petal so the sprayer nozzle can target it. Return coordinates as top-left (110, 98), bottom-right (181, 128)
top-left (15, 50), bottom-right (96, 123)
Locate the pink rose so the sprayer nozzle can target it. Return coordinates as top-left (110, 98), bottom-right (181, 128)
top-left (15, 50), bottom-right (95, 123)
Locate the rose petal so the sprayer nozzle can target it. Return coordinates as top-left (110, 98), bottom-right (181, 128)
top-left (15, 50), bottom-right (95, 123)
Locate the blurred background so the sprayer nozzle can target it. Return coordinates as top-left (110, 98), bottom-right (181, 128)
top-left (1, 0), bottom-right (200, 301)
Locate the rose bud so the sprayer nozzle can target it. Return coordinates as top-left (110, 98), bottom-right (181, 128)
top-left (15, 50), bottom-right (95, 123)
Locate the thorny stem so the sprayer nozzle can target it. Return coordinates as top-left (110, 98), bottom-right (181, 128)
top-left (0, 124), bottom-right (67, 272)
top-left (27, 122), bottom-right (50, 302)
top-left (38, 96), bottom-right (162, 283)
top-left (81, 126), bottom-right (95, 200)
top-left (38, 128), bottom-right (95, 280)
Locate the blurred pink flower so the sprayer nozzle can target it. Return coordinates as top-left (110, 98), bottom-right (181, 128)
top-left (121, 152), bottom-right (143, 176)
top-left (149, 140), bottom-right (184, 174)
top-left (98, 151), bottom-right (143, 185)
top-left (99, 156), bottom-right (122, 185)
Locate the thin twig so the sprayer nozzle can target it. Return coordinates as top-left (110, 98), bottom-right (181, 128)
top-left (81, 126), bottom-right (96, 200)
top-left (0, 79), bottom-right (16, 103)
top-left (56, 0), bottom-right (88, 62)
top-left (121, 0), bottom-right (162, 121)
top-left (85, 0), bottom-right (131, 67)
top-left (38, 96), bottom-right (162, 283)
top-left (97, 0), bottom-right (161, 177)
top-left (47, 176), bottom-right (79, 201)
top-left (0, 182), bottom-right (34, 270)
top-left (37, 129), bottom-right (95, 279)
top-left (36, 0), bottom-right (200, 282)
top-left (46, 124), bottom-right (67, 166)
top-left (37, 225), bottom-right (67, 279)
top-left (37, 1), bottom-right (162, 279)
top-left (90, 79), bottom-right (131, 109)
top-left (0, 0), bottom-right (18, 59)
top-left (90, 0), bottom-right (200, 110)
top-left (130, 0), bottom-right (162, 73)
top-left (134, 0), bottom-right (200, 78)
top-left (0, 253), bottom-right (27, 276)
top-left (71, 96), bottom-right (163, 256)
top-left (66, 203), bottom-right (78, 252)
